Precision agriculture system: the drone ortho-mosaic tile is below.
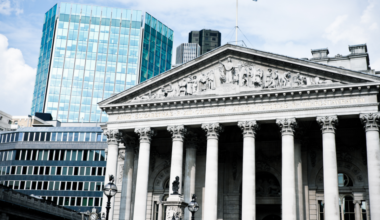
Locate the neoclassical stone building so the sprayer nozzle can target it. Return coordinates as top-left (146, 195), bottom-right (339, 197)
top-left (98, 44), bottom-right (380, 220)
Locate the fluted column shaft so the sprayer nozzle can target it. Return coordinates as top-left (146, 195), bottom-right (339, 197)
top-left (276, 118), bottom-right (297, 220)
top-left (317, 116), bottom-right (340, 220)
top-left (133, 128), bottom-right (155, 220)
top-left (119, 138), bottom-right (136, 220)
top-left (167, 125), bottom-right (187, 195)
top-left (360, 113), bottom-right (380, 220)
top-left (102, 130), bottom-right (121, 219)
top-left (238, 121), bottom-right (259, 220)
top-left (202, 123), bottom-right (223, 220)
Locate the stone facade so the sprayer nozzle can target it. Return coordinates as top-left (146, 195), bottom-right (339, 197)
top-left (98, 44), bottom-right (380, 220)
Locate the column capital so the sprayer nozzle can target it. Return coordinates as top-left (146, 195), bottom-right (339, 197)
top-left (167, 125), bottom-right (187, 141)
top-left (201, 123), bottom-right (223, 139)
top-left (238, 121), bottom-right (260, 137)
top-left (316, 115), bottom-right (338, 133)
top-left (134, 127), bottom-right (155, 143)
top-left (276, 118), bottom-right (297, 135)
top-left (103, 129), bottom-right (122, 145)
top-left (353, 200), bottom-right (362, 205)
top-left (360, 113), bottom-right (380, 132)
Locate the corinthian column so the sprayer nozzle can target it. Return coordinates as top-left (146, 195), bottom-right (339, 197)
top-left (238, 121), bottom-right (260, 220)
top-left (102, 129), bottom-right (121, 219)
top-left (360, 113), bottom-right (380, 220)
top-left (202, 123), bottom-right (223, 220)
top-left (119, 137), bottom-right (136, 220)
top-left (167, 125), bottom-right (187, 196)
top-left (276, 118), bottom-right (297, 220)
top-left (316, 116), bottom-right (339, 220)
top-left (133, 128), bottom-right (155, 220)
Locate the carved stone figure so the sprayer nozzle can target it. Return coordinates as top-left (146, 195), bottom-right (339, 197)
top-left (253, 68), bottom-right (263, 88)
top-left (187, 76), bottom-right (194, 95)
top-left (153, 87), bottom-right (166, 99)
top-left (242, 73), bottom-right (248, 86)
top-left (178, 78), bottom-right (187, 96)
top-left (199, 73), bottom-right (208, 91)
top-left (233, 70), bottom-right (239, 85)
top-left (207, 71), bottom-right (216, 90)
top-left (192, 76), bottom-right (198, 93)
top-left (219, 58), bottom-right (238, 84)
top-left (172, 176), bottom-right (180, 195)
top-left (219, 67), bottom-right (226, 84)
top-left (166, 83), bottom-right (175, 97)
top-left (278, 71), bottom-right (291, 87)
top-left (265, 69), bottom-right (279, 88)
top-left (293, 73), bottom-right (305, 86)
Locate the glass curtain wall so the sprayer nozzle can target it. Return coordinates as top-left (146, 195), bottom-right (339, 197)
top-left (140, 13), bottom-right (173, 83)
top-left (40, 3), bottom-right (142, 122)
top-left (31, 4), bottom-right (58, 115)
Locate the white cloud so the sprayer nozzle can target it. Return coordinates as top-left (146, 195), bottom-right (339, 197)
top-left (0, 34), bottom-right (36, 115)
top-left (0, 0), bottom-right (23, 15)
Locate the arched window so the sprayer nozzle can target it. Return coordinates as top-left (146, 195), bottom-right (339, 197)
top-left (339, 196), bottom-right (355, 220)
top-left (338, 173), bottom-right (353, 187)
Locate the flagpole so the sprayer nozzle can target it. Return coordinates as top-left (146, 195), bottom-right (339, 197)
top-left (236, 0), bottom-right (238, 45)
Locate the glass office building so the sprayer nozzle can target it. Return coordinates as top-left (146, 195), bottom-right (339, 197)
top-left (0, 127), bottom-right (107, 213)
top-left (175, 43), bottom-right (200, 64)
top-left (31, 3), bottom-right (173, 123)
top-left (139, 13), bottom-right (174, 82)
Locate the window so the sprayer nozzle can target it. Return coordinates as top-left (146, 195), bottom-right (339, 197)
top-left (64, 197), bottom-right (70, 206)
top-left (46, 132), bottom-right (51, 141)
top-left (49, 181), bottom-right (54, 190)
top-left (97, 133), bottom-right (102, 141)
top-left (62, 167), bottom-right (67, 175)
top-left (340, 196), bottom-right (355, 220)
top-left (84, 182), bottom-right (89, 191)
top-left (51, 166), bottom-right (56, 175)
top-left (74, 133), bottom-right (79, 141)
top-left (338, 173), bottom-right (353, 187)
top-left (51, 132), bottom-right (57, 141)
top-left (91, 167), bottom-right (96, 176)
top-left (80, 132), bottom-right (85, 141)
top-left (90, 182), bottom-right (95, 191)
top-left (74, 167), bottom-right (79, 175)
top-left (40, 132), bottom-right (45, 141)
top-left (35, 132), bottom-right (40, 141)
top-left (63, 132), bottom-right (68, 141)
top-left (78, 182), bottom-right (83, 190)
top-left (54, 181), bottom-right (60, 190)
top-left (66, 182), bottom-right (72, 190)
top-left (25, 181), bottom-right (31, 190)
top-left (72, 150), bottom-right (77, 161)
top-left (28, 166), bottom-right (33, 174)
top-left (59, 197), bottom-right (64, 206)
top-left (82, 197), bottom-right (88, 206)
top-left (68, 167), bottom-right (73, 175)
top-left (60, 182), bottom-right (66, 190)
top-left (39, 167), bottom-right (44, 175)
top-left (72, 182), bottom-right (77, 190)
top-left (85, 133), bottom-right (90, 141)
top-left (90, 133), bottom-right (96, 142)
top-left (57, 132), bottom-right (62, 141)
top-left (68, 133), bottom-right (74, 141)
top-left (28, 132), bottom-right (34, 141)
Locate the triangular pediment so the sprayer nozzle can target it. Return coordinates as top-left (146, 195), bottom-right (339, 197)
top-left (98, 44), bottom-right (380, 108)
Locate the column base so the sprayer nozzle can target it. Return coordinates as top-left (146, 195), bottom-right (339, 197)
top-left (162, 196), bottom-right (188, 220)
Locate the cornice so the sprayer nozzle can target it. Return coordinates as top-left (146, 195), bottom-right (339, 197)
top-left (101, 82), bottom-right (380, 114)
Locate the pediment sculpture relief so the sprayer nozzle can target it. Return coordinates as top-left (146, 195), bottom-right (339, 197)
top-left (131, 58), bottom-right (339, 102)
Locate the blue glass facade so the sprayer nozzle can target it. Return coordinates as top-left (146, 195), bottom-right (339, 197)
top-left (140, 13), bottom-right (173, 82)
top-left (31, 5), bottom-right (58, 115)
top-left (0, 127), bottom-right (107, 213)
top-left (30, 3), bottom-right (173, 123)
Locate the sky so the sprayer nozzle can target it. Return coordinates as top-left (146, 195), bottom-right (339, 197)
top-left (0, 0), bottom-right (379, 116)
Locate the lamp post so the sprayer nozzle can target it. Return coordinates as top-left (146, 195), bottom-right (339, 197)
top-left (102, 175), bottom-right (118, 220)
top-left (187, 194), bottom-right (199, 220)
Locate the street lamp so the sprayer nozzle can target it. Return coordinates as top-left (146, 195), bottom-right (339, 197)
top-left (102, 175), bottom-right (118, 220)
top-left (187, 194), bottom-right (199, 220)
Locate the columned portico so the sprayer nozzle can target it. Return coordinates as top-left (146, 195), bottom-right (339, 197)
top-left (133, 127), bottom-right (155, 220)
top-left (317, 116), bottom-right (340, 220)
top-left (276, 118), bottom-right (297, 220)
top-left (238, 121), bottom-right (259, 220)
top-left (202, 123), bottom-right (223, 220)
top-left (360, 113), bottom-right (380, 220)
top-left (99, 44), bottom-right (380, 220)
top-left (102, 129), bottom-right (121, 218)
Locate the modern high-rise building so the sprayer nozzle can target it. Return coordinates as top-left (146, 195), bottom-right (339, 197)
top-left (175, 43), bottom-right (200, 64)
top-left (188, 29), bottom-right (221, 55)
top-left (31, 3), bottom-right (173, 123)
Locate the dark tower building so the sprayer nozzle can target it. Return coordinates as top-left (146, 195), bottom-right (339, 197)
top-left (188, 29), bottom-right (221, 55)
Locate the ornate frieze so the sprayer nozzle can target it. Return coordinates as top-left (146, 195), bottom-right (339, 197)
top-left (134, 127), bottom-right (155, 143)
top-left (167, 125), bottom-right (187, 141)
top-left (130, 58), bottom-right (338, 102)
top-left (316, 116), bottom-right (338, 133)
top-left (201, 123), bottom-right (223, 138)
top-left (276, 118), bottom-right (297, 135)
top-left (237, 120), bottom-right (260, 137)
top-left (103, 129), bottom-right (121, 145)
top-left (360, 113), bottom-right (380, 131)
